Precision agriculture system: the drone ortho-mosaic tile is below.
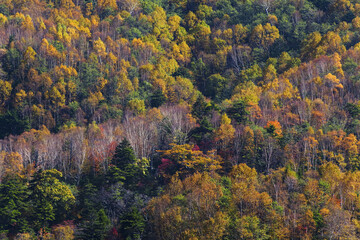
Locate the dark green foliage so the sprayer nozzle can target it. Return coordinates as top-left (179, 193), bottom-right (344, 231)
top-left (346, 119), bottom-right (360, 136)
top-left (0, 4), bottom-right (9, 15)
top-left (191, 95), bottom-right (210, 120)
top-left (119, 206), bottom-right (145, 240)
top-left (345, 103), bottom-right (360, 118)
top-left (313, 211), bottom-right (325, 230)
top-left (2, 45), bottom-right (21, 81)
top-left (192, 58), bottom-right (209, 93)
top-left (226, 100), bottom-right (249, 124)
top-left (78, 62), bottom-right (102, 99)
top-left (78, 182), bottom-right (100, 219)
top-left (204, 74), bottom-right (227, 102)
top-left (0, 170), bottom-right (75, 235)
top-left (343, 58), bottom-right (358, 75)
top-left (189, 118), bottom-right (214, 145)
top-left (0, 177), bottom-right (29, 235)
top-left (150, 90), bottom-right (166, 108)
top-left (309, 0), bottom-right (332, 11)
top-left (0, 111), bottom-right (30, 138)
top-left (51, 40), bottom-right (65, 52)
top-left (111, 139), bottom-right (143, 190)
top-left (81, 209), bottom-right (110, 240)
top-left (112, 139), bottom-right (137, 168)
top-left (106, 166), bottom-right (126, 185)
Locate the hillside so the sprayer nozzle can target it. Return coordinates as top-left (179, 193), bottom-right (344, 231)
top-left (1, 0), bottom-right (360, 239)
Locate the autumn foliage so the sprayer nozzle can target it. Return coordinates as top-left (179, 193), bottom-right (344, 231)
top-left (2, 0), bottom-right (360, 238)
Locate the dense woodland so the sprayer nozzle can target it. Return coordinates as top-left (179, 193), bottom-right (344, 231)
top-left (3, 0), bottom-right (360, 239)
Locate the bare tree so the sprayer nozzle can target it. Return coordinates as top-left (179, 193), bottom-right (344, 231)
top-left (230, 45), bottom-right (252, 74)
top-left (258, 0), bottom-right (275, 15)
top-left (159, 105), bottom-right (196, 145)
top-left (123, 114), bottom-right (157, 159)
top-left (324, 208), bottom-right (356, 240)
top-left (118, 0), bottom-right (140, 15)
top-left (263, 135), bottom-right (278, 174)
top-left (66, 128), bottom-right (88, 184)
top-left (13, 137), bottom-right (32, 168)
top-left (36, 133), bottom-right (63, 170)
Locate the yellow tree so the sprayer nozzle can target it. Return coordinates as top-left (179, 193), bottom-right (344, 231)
top-left (230, 164), bottom-right (272, 215)
top-left (341, 134), bottom-right (359, 170)
top-left (147, 172), bottom-right (229, 240)
top-left (250, 23), bottom-right (279, 52)
top-left (98, 0), bottom-right (117, 12)
top-left (52, 223), bottom-right (75, 239)
top-left (85, 92), bottom-right (104, 115)
top-left (229, 164), bottom-right (283, 238)
top-left (48, 86), bottom-right (66, 110)
top-left (0, 13), bottom-right (7, 26)
top-left (301, 32), bottom-right (322, 60)
top-left (115, 71), bottom-right (134, 101)
top-left (23, 46), bottom-right (36, 66)
top-left (60, 0), bottom-right (75, 9)
top-left (159, 143), bottom-right (222, 178)
top-left (21, 15), bottom-right (35, 35)
top-left (318, 31), bottom-right (346, 56)
top-left (127, 98), bottom-right (145, 115)
top-left (168, 76), bottom-right (197, 104)
top-left (0, 80), bottom-right (12, 113)
top-left (150, 7), bottom-right (171, 40)
top-left (324, 73), bottom-right (343, 101)
top-left (2, 152), bottom-right (24, 178)
top-left (168, 15), bottom-right (181, 34)
top-left (214, 113), bottom-right (235, 149)
top-left (233, 24), bottom-right (248, 43)
top-left (93, 38), bottom-right (107, 65)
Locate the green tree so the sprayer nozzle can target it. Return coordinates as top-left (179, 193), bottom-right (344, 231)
top-left (111, 139), bottom-right (142, 190)
top-left (112, 139), bottom-right (136, 167)
top-left (82, 209), bottom-right (111, 240)
top-left (0, 111), bottom-right (30, 138)
top-left (345, 103), bottom-right (360, 118)
top-left (0, 176), bottom-right (29, 236)
top-left (191, 95), bottom-right (211, 120)
top-left (150, 90), bottom-right (166, 108)
top-left (2, 44), bottom-right (21, 81)
top-left (204, 74), bottom-right (227, 102)
top-left (227, 100), bottom-right (249, 124)
top-left (28, 169), bottom-right (75, 231)
top-left (119, 206), bottom-right (145, 240)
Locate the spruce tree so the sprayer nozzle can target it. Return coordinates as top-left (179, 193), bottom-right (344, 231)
top-left (110, 139), bottom-right (142, 190)
top-left (0, 176), bottom-right (29, 235)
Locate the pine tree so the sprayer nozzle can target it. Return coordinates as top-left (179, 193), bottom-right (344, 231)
top-left (81, 209), bottom-right (110, 240)
top-left (120, 206), bottom-right (145, 240)
top-left (112, 139), bottom-right (136, 168)
top-left (110, 139), bottom-right (142, 190)
top-left (0, 176), bottom-right (29, 235)
top-left (227, 100), bottom-right (249, 124)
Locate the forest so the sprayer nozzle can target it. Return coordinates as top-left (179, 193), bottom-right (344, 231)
top-left (1, 0), bottom-right (360, 238)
